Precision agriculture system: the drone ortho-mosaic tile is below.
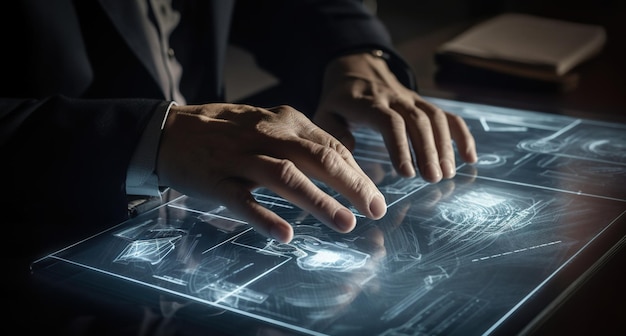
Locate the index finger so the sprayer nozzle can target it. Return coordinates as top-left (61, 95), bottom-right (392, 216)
top-left (280, 128), bottom-right (388, 220)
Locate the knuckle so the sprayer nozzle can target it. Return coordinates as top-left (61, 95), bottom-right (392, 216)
top-left (350, 175), bottom-right (369, 193)
top-left (322, 136), bottom-right (352, 158)
top-left (276, 104), bottom-right (294, 112)
top-left (274, 104), bottom-right (301, 117)
top-left (370, 99), bottom-right (388, 109)
top-left (429, 107), bottom-right (447, 121)
top-left (333, 142), bottom-right (352, 159)
top-left (406, 108), bottom-right (428, 125)
top-left (376, 108), bottom-right (403, 125)
top-left (276, 159), bottom-right (301, 187)
top-left (448, 113), bottom-right (465, 125)
top-left (422, 147), bottom-right (439, 159)
top-left (316, 146), bottom-right (342, 172)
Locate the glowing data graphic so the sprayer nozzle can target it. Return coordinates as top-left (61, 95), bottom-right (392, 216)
top-left (32, 97), bottom-right (626, 336)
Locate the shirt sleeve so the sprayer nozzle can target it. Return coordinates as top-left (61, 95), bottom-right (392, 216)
top-left (126, 100), bottom-right (175, 196)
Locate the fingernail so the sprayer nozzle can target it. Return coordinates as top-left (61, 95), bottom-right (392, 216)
top-left (399, 161), bottom-right (416, 177)
top-left (440, 158), bottom-right (456, 178)
top-left (369, 194), bottom-right (387, 219)
top-left (270, 227), bottom-right (291, 243)
top-left (426, 162), bottom-right (442, 182)
top-left (467, 149), bottom-right (478, 163)
top-left (333, 208), bottom-right (356, 232)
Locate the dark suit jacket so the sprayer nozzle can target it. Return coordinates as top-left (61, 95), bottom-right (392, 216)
top-left (0, 0), bottom-right (414, 257)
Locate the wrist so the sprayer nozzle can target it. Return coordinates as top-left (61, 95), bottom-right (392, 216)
top-left (365, 49), bottom-right (390, 60)
top-left (325, 48), bottom-right (391, 78)
top-left (334, 48), bottom-right (390, 61)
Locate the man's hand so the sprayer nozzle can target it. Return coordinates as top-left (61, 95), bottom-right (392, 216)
top-left (314, 52), bottom-right (477, 183)
top-left (156, 103), bottom-right (387, 243)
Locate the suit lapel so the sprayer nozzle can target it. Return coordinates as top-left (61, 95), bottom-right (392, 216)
top-left (98, 0), bottom-right (161, 89)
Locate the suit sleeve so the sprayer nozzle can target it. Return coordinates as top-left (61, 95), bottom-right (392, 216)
top-left (230, 0), bottom-right (415, 108)
top-left (0, 96), bottom-right (163, 253)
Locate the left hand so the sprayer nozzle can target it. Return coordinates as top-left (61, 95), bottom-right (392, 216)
top-left (314, 52), bottom-right (477, 183)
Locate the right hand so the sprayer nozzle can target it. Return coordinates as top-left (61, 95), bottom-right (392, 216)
top-left (156, 103), bottom-right (387, 243)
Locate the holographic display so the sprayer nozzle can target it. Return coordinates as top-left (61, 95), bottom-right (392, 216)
top-left (31, 97), bottom-right (626, 336)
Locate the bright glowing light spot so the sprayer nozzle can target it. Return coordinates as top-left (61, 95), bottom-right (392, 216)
top-left (309, 250), bottom-right (342, 265)
top-left (461, 191), bottom-right (505, 207)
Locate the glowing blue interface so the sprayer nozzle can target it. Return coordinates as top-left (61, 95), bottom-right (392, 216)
top-left (32, 97), bottom-right (626, 335)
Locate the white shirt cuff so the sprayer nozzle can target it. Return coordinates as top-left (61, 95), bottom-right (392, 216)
top-left (126, 101), bottom-right (176, 196)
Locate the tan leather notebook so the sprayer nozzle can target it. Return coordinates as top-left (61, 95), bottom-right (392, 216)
top-left (435, 13), bottom-right (606, 89)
